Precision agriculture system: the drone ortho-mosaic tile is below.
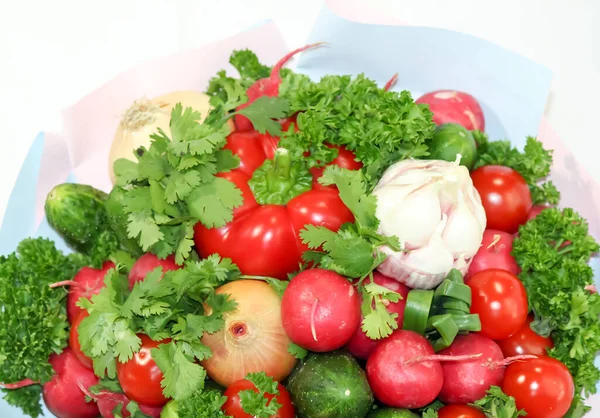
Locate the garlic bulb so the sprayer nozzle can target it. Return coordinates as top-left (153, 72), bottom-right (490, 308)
top-left (108, 91), bottom-right (226, 184)
top-left (373, 157), bottom-right (486, 289)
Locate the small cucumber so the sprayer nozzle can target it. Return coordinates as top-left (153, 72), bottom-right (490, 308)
top-left (105, 186), bottom-right (142, 256)
top-left (45, 183), bottom-right (111, 254)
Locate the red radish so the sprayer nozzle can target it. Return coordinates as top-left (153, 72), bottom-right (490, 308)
top-left (437, 333), bottom-right (536, 404)
top-left (77, 384), bottom-right (162, 418)
top-left (281, 268), bottom-right (361, 352)
top-left (70, 310), bottom-right (93, 369)
top-left (383, 73), bottom-right (399, 91)
top-left (416, 90), bottom-right (485, 131)
top-left (42, 348), bottom-right (100, 418)
top-left (235, 43), bottom-right (323, 131)
top-left (128, 253), bottom-right (180, 289)
top-left (527, 205), bottom-right (549, 221)
top-left (346, 272), bottom-right (409, 360)
top-left (50, 261), bottom-right (115, 323)
top-left (466, 229), bottom-right (520, 281)
top-left (367, 330), bottom-right (455, 408)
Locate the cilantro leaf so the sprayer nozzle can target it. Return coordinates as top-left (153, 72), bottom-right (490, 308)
top-left (475, 136), bottom-right (559, 205)
top-left (186, 177), bottom-right (243, 228)
top-left (152, 342), bottom-right (207, 400)
top-left (0, 238), bottom-right (87, 417)
top-left (361, 282), bottom-right (401, 339)
top-left (288, 343), bottom-right (308, 360)
top-left (234, 96), bottom-right (291, 136)
top-left (472, 386), bottom-right (526, 418)
top-left (422, 410), bottom-right (439, 418)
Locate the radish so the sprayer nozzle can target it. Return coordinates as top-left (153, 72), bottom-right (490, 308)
top-left (50, 261), bottom-right (115, 323)
top-left (128, 253), bottom-right (180, 289)
top-left (346, 272), bottom-right (409, 360)
top-left (281, 268), bottom-right (361, 352)
top-left (235, 43), bottom-right (323, 131)
top-left (466, 229), bottom-right (520, 281)
top-left (77, 386), bottom-right (162, 418)
top-left (527, 205), bottom-right (550, 221)
top-left (42, 348), bottom-right (100, 418)
top-left (416, 90), bottom-right (485, 131)
top-left (70, 310), bottom-right (93, 369)
top-left (366, 330), bottom-right (484, 409)
top-left (437, 333), bottom-right (536, 404)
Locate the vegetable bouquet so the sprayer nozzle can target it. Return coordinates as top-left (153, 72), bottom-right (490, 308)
top-left (1, 9), bottom-right (598, 418)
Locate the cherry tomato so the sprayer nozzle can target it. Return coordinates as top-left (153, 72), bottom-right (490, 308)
top-left (116, 334), bottom-right (170, 407)
top-left (222, 379), bottom-right (295, 418)
top-left (496, 314), bottom-right (554, 357)
top-left (471, 165), bottom-right (532, 233)
top-left (69, 310), bottom-right (93, 369)
top-left (438, 404), bottom-right (486, 418)
top-left (502, 357), bottom-right (574, 418)
top-left (468, 269), bottom-right (528, 340)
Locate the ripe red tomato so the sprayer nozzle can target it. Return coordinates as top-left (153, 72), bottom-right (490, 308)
top-left (502, 357), bottom-right (574, 418)
top-left (69, 310), bottom-right (93, 369)
top-left (468, 269), bottom-right (528, 340)
top-left (222, 379), bottom-right (295, 418)
top-left (438, 404), bottom-right (486, 418)
top-left (470, 165), bottom-right (532, 234)
top-left (116, 334), bottom-right (170, 407)
top-left (496, 314), bottom-right (554, 357)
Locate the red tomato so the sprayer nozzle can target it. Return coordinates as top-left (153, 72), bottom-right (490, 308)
top-left (471, 165), bottom-right (532, 234)
top-left (468, 269), bottom-right (528, 340)
top-left (497, 314), bottom-right (554, 357)
top-left (69, 310), bottom-right (93, 369)
top-left (128, 253), bottom-right (181, 289)
top-left (194, 132), bottom-right (355, 279)
top-left (116, 335), bottom-right (170, 407)
top-left (222, 379), bottom-right (295, 418)
top-left (502, 357), bottom-right (574, 418)
top-left (438, 404), bottom-right (486, 418)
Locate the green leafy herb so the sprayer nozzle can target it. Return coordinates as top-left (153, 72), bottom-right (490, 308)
top-left (77, 255), bottom-right (240, 401)
top-left (287, 343), bottom-right (308, 360)
top-left (239, 372), bottom-right (282, 418)
top-left (177, 388), bottom-right (230, 418)
top-left (234, 96), bottom-right (290, 136)
top-left (278, 74), bottom-right (435, 189)
top-left (475, 135), bottom-right (559, 205)
top-left (300, 167), bottom-right (402, 339)
top-left (422, 410), bottom-right (439, 418)
top-left (472, 386), bottom-right (526, 418)
top-left (0, 238), bottom-right (87, 417)
top-left (512, 208), bottom-right (600, 413)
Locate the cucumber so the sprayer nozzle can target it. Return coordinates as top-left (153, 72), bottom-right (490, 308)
top-left (427, 123), bottom-right (478, 170)
top-left (105, 186), bottom-right (142, 256)
top-left (286, 350), bottom-right (373, 418)
top-left (367, 408), bottom-right (420, 417)
top-left (45, 183), bottom-right (111, 254)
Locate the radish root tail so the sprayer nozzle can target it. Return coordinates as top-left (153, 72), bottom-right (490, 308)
top-left (76, 381), bottom-right (124, 402)
top-left (383, 73), bottom-right (399, 91)
top-left (271, 42), bottom-right (327, 81)
top-left (310, 298), bottom-right (319, 342)
top-left (49, 280), bottom-right (79, 289)
top-left (488, 354), bottom-right (538, 368)
top-left (0, 378), bottom-right (38, 389)
top-left (405, 353), bottom-right (483, 366)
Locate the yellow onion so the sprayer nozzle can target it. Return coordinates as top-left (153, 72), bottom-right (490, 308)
top-left (108, 91), bottom-right (230, 184)
top-left (201, 280), bottom-right (297, 387)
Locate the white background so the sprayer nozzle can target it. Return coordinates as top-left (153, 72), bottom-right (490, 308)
top-left (0, 0), bottom-right (598, 225)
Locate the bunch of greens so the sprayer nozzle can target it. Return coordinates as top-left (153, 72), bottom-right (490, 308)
top-left (474, 132), bottom-right (559, 205)
top-left (0, 238), bottom-right (88, 417)
top-left (512, 207), bottom-right (600, 416)
top-left (78, 255), bottom-right (240, 401)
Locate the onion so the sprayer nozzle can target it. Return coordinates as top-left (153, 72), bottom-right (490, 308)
top-left (201, 280), bottom-right (297, 387)
top-left (108, 91), bottom-right (232, 184)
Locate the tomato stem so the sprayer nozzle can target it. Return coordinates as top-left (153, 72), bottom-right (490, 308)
top-left (0, 378), bottom-right (38, 389)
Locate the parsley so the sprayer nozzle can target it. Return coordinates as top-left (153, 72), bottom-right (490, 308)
top-left (239, 372), bottom-right (282, 418)
top-left (474, 134), bottom-right (559, 205)
top-left (176, 388), bottom-right (230, 418)
top-left (512, 208), bottom-right (600, 414)
top-left (77, 255), bottom-right (240, 401)
top-left (472, 386), bottom-right (526, 418)
top-left (300, 167), bottom-right (402, 339)
top-left (0, 238), bottom-right (87, 417)
top-left (422, 411), bottom-right (439, 418)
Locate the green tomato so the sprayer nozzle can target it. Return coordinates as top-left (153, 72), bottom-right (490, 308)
top-left (427, 123), bottom-right (478, 170)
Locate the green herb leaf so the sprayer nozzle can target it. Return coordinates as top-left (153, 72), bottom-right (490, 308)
top-left (472, 386), bottom-right (526, 418)
top-left (238, 372), bottom-right (282, 418)
top-left (177, 388), bottom-right (230, 418)
top-left (234, 96), bottom-right (291, 136)
top-left (288, 343), bottom-right (308, 360)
